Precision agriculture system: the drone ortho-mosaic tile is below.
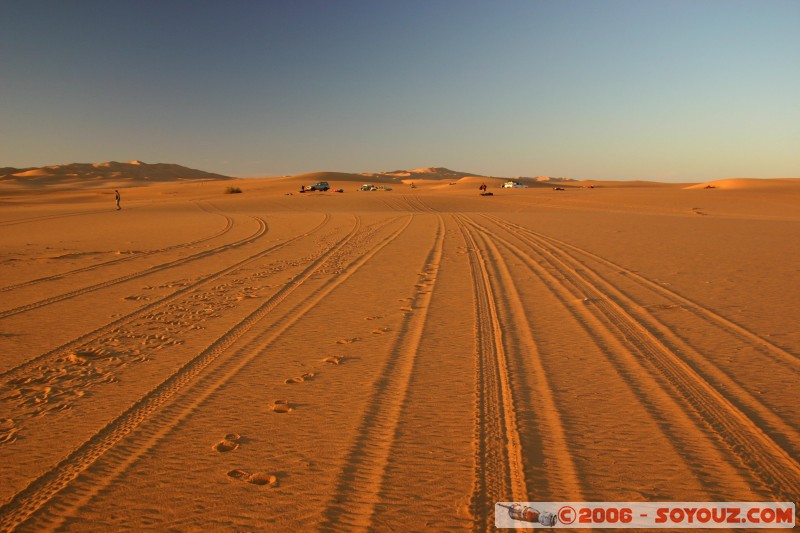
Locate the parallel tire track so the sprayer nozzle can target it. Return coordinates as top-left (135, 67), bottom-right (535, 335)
top-left (0, 214), bottom-right (409, 531)
top-left (470, 217), bottom-right (764, 500)
top-left (318, 215), bottom-right (444, 532)
top-left (0, 214), bottom-right (331, 386)
top-left (456, 215), bottom-right (526, 531)
top-left (0, 209), bottom-right (113, 228)
top-left (488, 217), bottom-right (800, 454)
top-left (477, 216), bottom-right (800, 509)
top-left (401, 193), bottom-right (437, 213)
top-left (457, 215), bottom-right (583, 531)
top-left (0, 216), bottom-right (268, 319)
top-left (0, 202), bottom-right (234, 294)
top-left (486, 215), bottom-right (798, 369)
top-left (483, 216), bottom-right (800, 451)
top-left (21, 214), bottom-right (415, 531)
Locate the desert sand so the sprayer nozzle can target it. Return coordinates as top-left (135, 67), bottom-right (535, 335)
top-left (0, 167), bottom-right (798, 531)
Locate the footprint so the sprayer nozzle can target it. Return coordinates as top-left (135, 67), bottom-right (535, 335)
top-left (400, 306), bottom-right (413, 312)
top-left (336, 337), bottom-right (360, 345)
top-left (372, 327), bottom-right (390, 335)
top-left (212, 433), bottom-right (241, 452)
top-left (284, 372), bottom-right (315, 384)
top-left (227, 469), bottom-right (249, 481)
top-left (227, 469), bottom-right (278, 487)
top-left (364, 315), bottom-right (383, 321)
top-left (272, 400), bottom-right (292, 413)
top-left (247, 472), bottom-right (279, 486)
top-left (322, 356), bottom-right (343, 365)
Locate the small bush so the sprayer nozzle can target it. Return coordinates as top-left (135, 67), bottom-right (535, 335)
top-left (224, 186), bottom-right (242, 194)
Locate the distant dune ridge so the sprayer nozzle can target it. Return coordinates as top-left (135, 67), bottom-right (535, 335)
top-left (377, 167), bottom-right (487, 180)
top-left (0, 160), bottom-right (233, 188)
top-left (684, 178), bottom-right (800, 190)
top-left (290, 167), bottom-right (581, 188)
top-left (2, 161), bottom-right (798, 191)
top-left (290, 167), bottom-right (489, 185)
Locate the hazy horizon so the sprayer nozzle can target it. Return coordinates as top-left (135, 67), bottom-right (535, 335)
top-left (2, 1), bottom-right (798, 182)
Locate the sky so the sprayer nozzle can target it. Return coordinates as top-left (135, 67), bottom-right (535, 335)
top-left (1, 1), bottom-right (798, 181)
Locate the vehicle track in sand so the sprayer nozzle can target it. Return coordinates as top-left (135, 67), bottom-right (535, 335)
top-left (0, 215), bottom-right (416, 531)
top-left (455, 215), bottom-right (582, 531)
top-left (0, 214), bottom-right (332, 435)
top-left (0, 208), bottom-right (115, 228)
top-left (483, 216), bottom-right (800, 452)
top-left (473, 215), bottom-right (800, 512)
top-left (0, 202), bottom-right (234, 294)
top-left (482, 216), bottom-right (800, 454)
top-left (20, 215), bottom-right (411, 531)
top-left (485, 216), bottom-right (799, 369)
top-left (400, 193), bottom-right (438, 214)
top-left (318, 214), bottom-right (444, 532)
top-left (0, 215), bottom-right (267, 320)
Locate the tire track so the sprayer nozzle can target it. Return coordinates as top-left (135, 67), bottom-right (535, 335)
top-left (0, 216), bottom-right (267, 320)
top-left (457, 216), bottom-right (526, 531)
top-left (0, 214), bottom-right (331, 443)
top-left (14, 214), bottom-right (414, 531)
top-left (318, 215), bottom-right (444, 532)
top-left (400, 193), bottom-right (437, 213)
top-left (456, 215), bottom-right (582, 531)
top-left (466, 217), bottom-right (771, 501)
top-left (486, 216), bottom-right (798, 369)
top-left (0, 215), bottom-right (419, 532)
top-left (0, 214), bottom-right (330, 388)
top-left (476, 216), bottom-right (800, 508)
top-left (0, 208), bottom-right (113, 228)
top-left (0, 202), bottom-right (234, 294)
top-left (483, 216), bottom-right (800, 454)
top-left (482, 215), bottom-right (800, 444)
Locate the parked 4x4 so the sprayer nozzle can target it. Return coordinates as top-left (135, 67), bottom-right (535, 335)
top-left (308, 181), bottom-right (330, 191)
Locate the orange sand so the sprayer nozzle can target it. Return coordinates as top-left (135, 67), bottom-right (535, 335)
top-left (1, 172), bottom-right (798, 530)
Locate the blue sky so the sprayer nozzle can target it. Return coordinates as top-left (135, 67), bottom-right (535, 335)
top-left (1, 1), bottom-right (798, 180)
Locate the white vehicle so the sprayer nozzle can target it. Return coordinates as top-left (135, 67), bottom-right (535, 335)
top-left (502, 181), bottom-right (528, 188)
top-left (359, 184), bottom-right (378, 191)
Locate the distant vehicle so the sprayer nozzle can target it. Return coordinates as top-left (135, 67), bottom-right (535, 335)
top-left (359, 184), bottom-right (378, 191)
top-left (552, 186), bottom-right (565, 191)
top-left (307, 181), bottom-right (330, 191)
top-left (502, 181), bottom-right (528, 188)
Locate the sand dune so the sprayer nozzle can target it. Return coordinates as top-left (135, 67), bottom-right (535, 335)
top-left (0, 172), bottom-right (798, 530)
top-left (289, 167), bottom-right (492, 186)
top-left (0, 161), bottom-right (233, 189)
top-left (379, 167), bottom-right (487, 180)
top-left (685, 178), bottom-right (800, 190)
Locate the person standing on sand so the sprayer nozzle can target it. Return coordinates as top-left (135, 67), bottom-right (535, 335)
top-left (115, 190), bottom-right (121, 210)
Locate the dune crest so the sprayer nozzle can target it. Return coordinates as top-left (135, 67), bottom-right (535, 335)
top-left (685, 178), bottom-right (800, 190)
top-left (379, 167), bottom-right (487, 181)
top-left (1, 161), bottom-right (233, 188)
